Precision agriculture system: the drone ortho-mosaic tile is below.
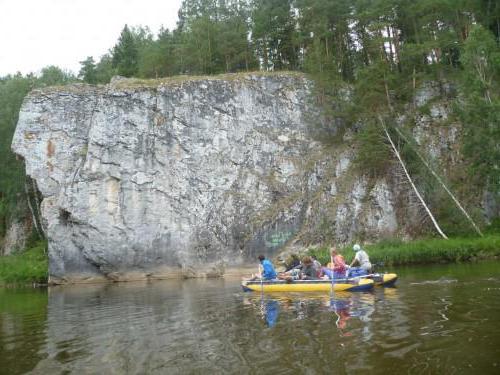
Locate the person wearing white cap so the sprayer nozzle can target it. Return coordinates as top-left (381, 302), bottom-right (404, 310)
top-left (349, 244), bottom-right (372, 273)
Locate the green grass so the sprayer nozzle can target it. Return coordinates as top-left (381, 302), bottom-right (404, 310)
top-left (0, 241), bottom-right (48, 285)
top-left (309, 235), bottom-right (500, 267)
top-left (2, 235), bottom-right (499, 286)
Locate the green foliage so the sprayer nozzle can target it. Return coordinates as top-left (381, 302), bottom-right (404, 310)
top-left (0, 241), bottom-right (48, 285)
top-left (137, 29), bottom-right (179, 78)
top-left (457, 25), bottom-right (500, 193)
top-left (0, 68), bottom-right (74, 238)
top-left (112, 25), bottom-right (141, 77)
top-left (37, 66), bottom-right (76, 87)
top-left (252, 0), bottom-right (297, 70)
top-left (310, 235), bottom-right (500, 267)
top-left (485, 218), bottom-right (500, 234)
top-left (353, 121), bottom-right (392, 178)
top-left (0, 75), bottom-right (33, 236)
top-left (178, 0), bottom-right (256, 75)
top-left (78, 56), bottom-right (98, 84)
top-left (94, 54), bottom-right (115, 84)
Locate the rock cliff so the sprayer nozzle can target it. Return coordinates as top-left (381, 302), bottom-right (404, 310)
top-left (11, 73), bottom-right (457, 283)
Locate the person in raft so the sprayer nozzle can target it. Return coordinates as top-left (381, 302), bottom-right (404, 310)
top-left (348, 244), bottom-right (372, 276)
top-left (311, 255), bottom-right (322, 274)
top-left (284, 254), bottom-right (301, 271)
top-left (299, 256), bottom-right (318, 280)
top-left (255, 255), bottom-right (277, 280)
top-left (319, 246), bottom-right (347, 279)
top-left (330, 246), bottom-right (347, 279)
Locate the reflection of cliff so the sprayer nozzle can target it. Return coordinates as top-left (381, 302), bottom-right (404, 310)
top-left (0, 288), bottom-right (48, 374)
top-left (16, 281), bottom-right (405, 373)
top-left (32, 280), bottom-right (260, 373)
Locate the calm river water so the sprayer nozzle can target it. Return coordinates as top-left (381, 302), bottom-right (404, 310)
top-left (1, 261), bottom-right (500, 374)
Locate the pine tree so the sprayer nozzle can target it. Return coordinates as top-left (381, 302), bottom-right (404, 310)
top-left (112, 25), bottom-right (139, 77)
top-left (252, 0), bottom-right (298, 70)
top-left (78, 57), bottom-right (98, 84)
top-left (94, 54), bottom-right (115, 84)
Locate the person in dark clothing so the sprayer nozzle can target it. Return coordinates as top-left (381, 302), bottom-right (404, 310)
top-left (300, 256), bottom-right (318, 280)
top-left (284, 254), bottom-right (301, 271)
top-left (311, 255), bottom-right (322, 274)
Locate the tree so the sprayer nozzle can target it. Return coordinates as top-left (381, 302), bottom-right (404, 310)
top-left (252, 0), bottom-right (298, 70)
top-left (94, 54), bottom-right (115, 84)
top-left (37, 66), bottom-right (75, 87)
top-left (217, 3), bottom-right (256, 72)
top-left (461, 25), bottom-right (500, 103)
top-left (78, 56), bottom-right (98, 84)
top-left (458, 25), bottom-right (500, 192)
top-left (297, 0), bottom-right (354, 80)
top-left (0, 74), bottom-right (35, 237)
top-left (0, 67), bottom-right (76, 239)
top-left (112, 25), bottom-right (139, 77)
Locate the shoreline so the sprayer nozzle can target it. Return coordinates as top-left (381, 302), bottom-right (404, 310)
top-left (2, 235), bottom-right (500, 287)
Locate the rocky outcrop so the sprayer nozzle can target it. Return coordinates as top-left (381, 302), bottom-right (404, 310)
top-left (11, 73), bottom-right (459, 283)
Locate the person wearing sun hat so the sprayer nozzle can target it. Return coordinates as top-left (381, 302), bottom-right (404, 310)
top-left (349, 243), bottom-right (372, 273)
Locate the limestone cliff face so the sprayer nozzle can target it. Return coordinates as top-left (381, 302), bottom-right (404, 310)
top-left (11, 73), bottom-right (453, 283)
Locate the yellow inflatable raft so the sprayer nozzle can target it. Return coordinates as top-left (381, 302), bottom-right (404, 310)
top-left (241, 278), bottom-right (374, 293)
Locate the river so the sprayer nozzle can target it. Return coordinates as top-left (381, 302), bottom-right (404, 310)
top-left (1, 261), bottom-right (499, 374)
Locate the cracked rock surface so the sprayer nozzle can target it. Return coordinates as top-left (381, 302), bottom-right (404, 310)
top-left (12, 73), bottom-right (440, 283)
top-left (13, 74), bottom-right (324, 282)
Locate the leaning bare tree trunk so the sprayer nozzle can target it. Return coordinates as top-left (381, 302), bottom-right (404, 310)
top-left (25, 178), bottom-right (42, 238)
top-left (31, 178), bottom-right (46, 238)
top-left (392, 126), bottom-right (483, 237)
top-left (379, 116), bottom-right (448, 239)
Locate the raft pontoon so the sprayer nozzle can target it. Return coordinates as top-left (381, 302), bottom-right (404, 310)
top-left (242, 277), bottom-right (374, 293)
top-left (241, 272), bottom-right (398, 293)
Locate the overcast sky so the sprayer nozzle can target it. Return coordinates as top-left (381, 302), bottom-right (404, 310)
top-left (0, 0), bottom-right (183, 76)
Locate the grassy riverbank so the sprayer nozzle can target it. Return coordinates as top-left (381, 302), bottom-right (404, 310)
top-left (310, 235), bottom-right (500, 267)
top-left (0, 241), bottom-right (47, 286)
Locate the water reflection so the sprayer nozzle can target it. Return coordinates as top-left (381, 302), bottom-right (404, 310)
top-left (1, 261), bottom-right (500, 374)
top-left (262, 300), bottom-right (279, 327)
top-left (0, 288), bottom-right (48, 374)
top-left (243, 291), bottom-right (379, 335)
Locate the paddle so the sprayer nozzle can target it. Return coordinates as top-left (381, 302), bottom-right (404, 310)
top-left (330, 254), bottom-right (335, 300)
top-left (259, 264), bottom-right (264, 297)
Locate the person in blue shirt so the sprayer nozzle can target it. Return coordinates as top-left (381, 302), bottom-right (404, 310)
top-left (258, 255), bottom-right (277, 280)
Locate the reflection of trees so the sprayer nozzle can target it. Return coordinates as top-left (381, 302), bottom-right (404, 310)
top-left (0, 288), bottom-right (48, 374)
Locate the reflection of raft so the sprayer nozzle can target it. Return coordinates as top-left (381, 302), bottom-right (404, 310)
top-left (241, 278), bottom-right (374, 293)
